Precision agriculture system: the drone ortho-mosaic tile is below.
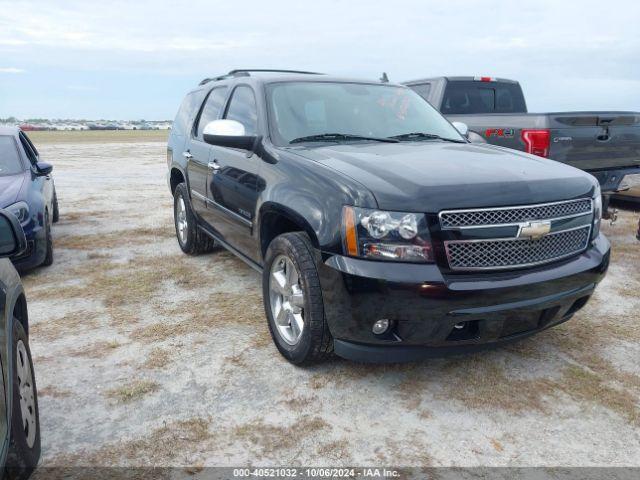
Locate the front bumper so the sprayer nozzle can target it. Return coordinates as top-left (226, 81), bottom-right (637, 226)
top-left (318, 234), bottom-right (610, 363)
top-left (11, 222), bottom-right (46, 272)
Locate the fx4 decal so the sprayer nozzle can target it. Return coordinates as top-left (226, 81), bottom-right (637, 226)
top-left (485, 128), bottom-right (514, 138)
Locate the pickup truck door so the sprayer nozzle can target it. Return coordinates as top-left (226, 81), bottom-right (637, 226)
top-left (185, 87), bottom-right (228, 220)
top-left (206, 85), bottom-right (261, 259)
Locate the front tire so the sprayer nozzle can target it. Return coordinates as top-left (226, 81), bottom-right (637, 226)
top-left (5, 320), bottom-right (41, 479)
top-left (41, 210), bottom-right (53, 267)
top-left (263, 232), bottom-right (333, 365)
top-left (173, 183), bottom-right (215, 255)
top-left (52, 188), bottom-right (60, 223)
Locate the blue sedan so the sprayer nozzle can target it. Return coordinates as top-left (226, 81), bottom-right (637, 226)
top-left (0, 127), bottom-right (58, 271)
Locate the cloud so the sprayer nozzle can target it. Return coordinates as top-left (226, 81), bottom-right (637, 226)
top-left (0, 0), bottom-right (638, 117)
top-left (0, 67), bottom-right (24, 73)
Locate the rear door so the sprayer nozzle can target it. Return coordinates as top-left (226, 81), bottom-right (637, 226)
top-left (548, 113), bottom-right (640, 171)
top-left (185, 87), bottom-right (228, 219)
top-left (206, 85), bottom-right (261, 258)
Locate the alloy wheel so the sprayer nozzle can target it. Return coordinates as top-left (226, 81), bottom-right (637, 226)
top-left (269, 255), bottom-right (305, 345)
top-left (176, 195), bottom-right (188, 244)
top-left (16, 340), bottom-right (36, 448)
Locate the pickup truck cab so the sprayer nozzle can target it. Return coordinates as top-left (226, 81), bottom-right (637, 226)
top-left (403, 77), bottom-right (640, 199)
top-left (167, 70), bottom-right (610, 364)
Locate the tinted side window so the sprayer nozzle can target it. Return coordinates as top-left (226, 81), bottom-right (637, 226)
top-left (410, 83), bottom-right (432, 101)
top-left (19, 133), bottom-right (37, 164)
top-left (0, 136), bottom-right (24, 176)
top-left (224, 86), bottom-right (258, 136)
top-left (196, 87), bottom-right (228, 140)
top-left (21, 131), bottom-right (39, 156)
top-left (441, 81), bottom-right (526, 114)
top-left (173, 90), bottom-right (206, 137)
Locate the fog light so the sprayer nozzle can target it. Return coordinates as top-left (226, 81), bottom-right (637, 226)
top-left (453, 322), bottom-right (465, 330)
top-left (372, 319), bottom-right (390, 335)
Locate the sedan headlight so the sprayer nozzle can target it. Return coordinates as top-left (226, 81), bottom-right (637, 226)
top-left (6, 201), bottom-right (30, 225)
top-left (342, 206), bottom-right (434, 263)
top-left (592, 185), bottom-right (602, 240)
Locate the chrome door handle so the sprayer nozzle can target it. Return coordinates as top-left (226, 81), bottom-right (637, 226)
top-left (182, 151), bottom-right (193, 160)
top-left (208, 160), bottom-right (221, 172)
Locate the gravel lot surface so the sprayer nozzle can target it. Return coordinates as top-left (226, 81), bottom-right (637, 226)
top-left (20, 133), bottom-right (640, 471)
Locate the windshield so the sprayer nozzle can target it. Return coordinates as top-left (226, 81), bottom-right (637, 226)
top-left (266, 81), bottom-right (464, 146)
top-left (0, 136), bottom-right (24, 176)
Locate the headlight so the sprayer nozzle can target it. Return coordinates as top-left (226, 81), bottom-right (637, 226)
top-left (6, 201), bottom-right (30, 225)
top-left (342, 206), bottom-right (434, 263)
top-left (592, 185), bottom-right (602, 240)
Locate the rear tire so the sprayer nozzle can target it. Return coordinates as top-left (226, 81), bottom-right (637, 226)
top-left (41, 211), bottom-right (53, 267)
top-left (263, 232), bottom-right (333, 365)
top-left (173, 182), bottom-right (215, 255)
top-left (5, 320), bottom-right (41, 480)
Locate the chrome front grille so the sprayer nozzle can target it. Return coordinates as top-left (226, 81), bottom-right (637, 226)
top-left (445, 226), bottom-right (591, 270)
top-left (439, 198), bottom-right (592, 229)
top-left (439, 198), bottom-right (594, 271)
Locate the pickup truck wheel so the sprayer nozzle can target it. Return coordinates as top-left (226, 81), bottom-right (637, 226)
top-left (173, 183), bottom-right (215, 255)
top-left (5, 319), bottom-right (41, 480)
top-left (263, 232), bottom-right (333, 365)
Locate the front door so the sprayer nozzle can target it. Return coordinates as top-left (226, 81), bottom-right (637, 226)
top-left (206, 85), bottom-right (261, 259)
top-left (185, 86), bottom-right (228, 221)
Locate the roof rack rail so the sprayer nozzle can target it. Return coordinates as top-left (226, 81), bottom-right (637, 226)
top-left (199, 69), bottom-right (323, 86)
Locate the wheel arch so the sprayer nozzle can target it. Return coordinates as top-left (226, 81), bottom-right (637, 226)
top-left (12, 292), bottom-right (28, 337)
top-left (258, 203), bottom-right (320, 259)
top-left (169, 166), bottom-right (187, 195)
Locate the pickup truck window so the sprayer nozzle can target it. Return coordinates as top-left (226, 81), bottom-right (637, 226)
top-left (224, 86), bottom-right (258, 136)
top-left (196, 87), bottom-right (228, 140)
top-left (267, 81), bottom-right (462, 146)
top-left (441, 81), bottom-right (526, 114)
top-left (0, 136), bottom-right (23, 176)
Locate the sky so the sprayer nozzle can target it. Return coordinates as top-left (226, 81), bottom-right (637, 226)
top-left (0, 0), bottom-right (639, 120)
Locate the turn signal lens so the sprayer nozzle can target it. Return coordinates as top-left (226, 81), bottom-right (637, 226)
top-left (592, 185), bottom-right (602, 240)
top-left (342, 206), bottom-right (359, 256)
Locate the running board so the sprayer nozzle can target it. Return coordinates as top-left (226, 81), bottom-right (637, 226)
top-left (197, 225), bottom-right (263, 274)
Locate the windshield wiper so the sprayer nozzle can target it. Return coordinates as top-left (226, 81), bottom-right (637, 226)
top-left (290, 133), bottom-right (399, 144)
top-left (389, 132), bottom-right (467, 143)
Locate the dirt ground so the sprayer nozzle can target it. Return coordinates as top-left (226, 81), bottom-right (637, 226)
top-left (20, 132), bottom-right (640, 469)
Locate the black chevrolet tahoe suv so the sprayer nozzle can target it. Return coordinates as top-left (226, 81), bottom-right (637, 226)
top-left (167, 69), bottom-right (610, 364)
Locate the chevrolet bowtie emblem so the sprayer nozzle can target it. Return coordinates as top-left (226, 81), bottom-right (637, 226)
top-left (518, 220), bottom-right (552, 240)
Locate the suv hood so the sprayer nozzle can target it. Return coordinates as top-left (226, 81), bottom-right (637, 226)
top-left (0, 174), bottom-right (25, 207)
top-left (290, 142), bottom-right (597, 211)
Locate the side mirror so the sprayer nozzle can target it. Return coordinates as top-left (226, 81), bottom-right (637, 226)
top-left (452, 121), bottom-right (469, 138)
top-left (0, 209), bottom-right (27, 258)
top-left (203, 120), bottom-right (260, 151)
top-left (35, 162), bottom-right (53, 176)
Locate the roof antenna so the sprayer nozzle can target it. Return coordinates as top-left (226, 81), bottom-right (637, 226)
top-left (380, 72), bottom-right (389, 83)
